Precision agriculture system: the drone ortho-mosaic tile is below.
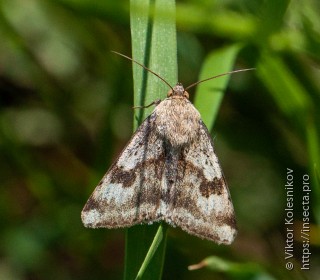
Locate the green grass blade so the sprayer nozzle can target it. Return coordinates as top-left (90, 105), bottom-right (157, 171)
top-left (125, 0), bottom-right (177, 279)
top-left (256, 53), bottom-right (311, 125)
top-left (135, 223), bottom-right (168, 279)
top-left (189, 256), bottom-right (275, 279)
top-left (194, 44), bottom-right (241, 129)
top-left (130, 0), bottom-right (152, 127)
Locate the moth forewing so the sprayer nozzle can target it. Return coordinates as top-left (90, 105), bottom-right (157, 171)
top-left (81, 113), bottom-right (165, 228)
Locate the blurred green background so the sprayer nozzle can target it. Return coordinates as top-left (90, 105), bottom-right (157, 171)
top-left (0, 0), bottom-right (319, 279)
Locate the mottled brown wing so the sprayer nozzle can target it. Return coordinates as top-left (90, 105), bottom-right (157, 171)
top-left (165, 121), bottom-right (237, 244)
top-left (81, 113), bottom-right (166, 228)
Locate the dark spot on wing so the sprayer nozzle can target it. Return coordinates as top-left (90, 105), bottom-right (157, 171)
top-left (153, 152), bottom-right (166, 180)
top-left (110, 166), bottom-right (136, 187)
top-left (213, 177), bottom-right (225, 193)
top-left (199, 177), bottom-right (224, 198)
top-left (217, 214), bottom-right (237, 230)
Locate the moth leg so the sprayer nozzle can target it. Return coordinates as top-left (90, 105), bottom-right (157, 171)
top-left (133, 99), bottom-right (161, 109)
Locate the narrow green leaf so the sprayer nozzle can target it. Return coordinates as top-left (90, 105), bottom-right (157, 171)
top-left (130, 0), bottom-right (152, 128)
top-left (256, 53), bottom-right (311, 125)
top-left (131, 0), bottom-right (177, 125)
top-left (135, 223), bottom-right (168, 279)
top-left (125, 0), bottom-right (177, 279)
top-left (194, 44), bottom-right (241, 129)
top-left (189, 256), bottom-right (275, 280)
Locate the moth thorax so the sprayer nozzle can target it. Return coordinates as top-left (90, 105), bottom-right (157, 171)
top-left (168, 83), bottom-right (189, 99)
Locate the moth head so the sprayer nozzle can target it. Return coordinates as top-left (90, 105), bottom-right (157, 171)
top-left (168, 83), bottom-right (189, 99)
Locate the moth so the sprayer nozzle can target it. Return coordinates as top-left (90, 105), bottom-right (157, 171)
top-left (82, 52), bottom-right (251, 244)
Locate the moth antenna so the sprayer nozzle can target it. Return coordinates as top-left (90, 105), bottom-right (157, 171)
top-left (111, 51), bottom-right (174, 92)
top-left (185, 68), bottom-right (255, 91)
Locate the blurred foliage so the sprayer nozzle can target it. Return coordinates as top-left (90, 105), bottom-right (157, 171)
top-left (0, 0), bottom-right (319, 279)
